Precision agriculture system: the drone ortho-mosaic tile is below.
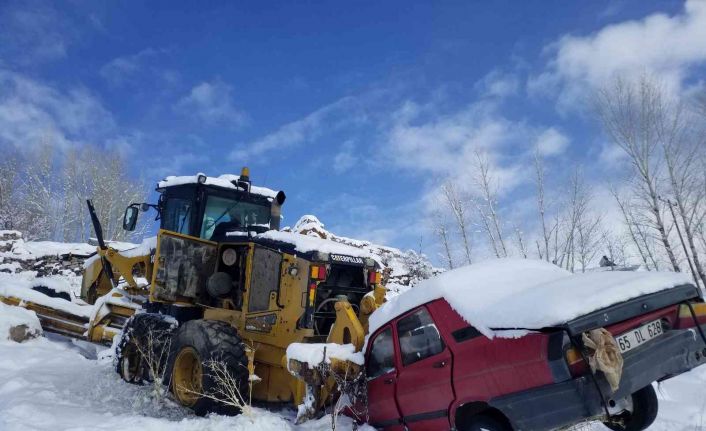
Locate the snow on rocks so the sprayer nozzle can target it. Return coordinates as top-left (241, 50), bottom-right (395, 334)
top-left (368, 258), bottom-right (694, 339)
top-left (0, 302), bottom-right (42, 342)
top-left (286, 343), bottom-right (365, 370)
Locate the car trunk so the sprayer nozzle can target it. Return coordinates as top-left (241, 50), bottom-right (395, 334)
top-left (563, 283), bottom-right (700, 337)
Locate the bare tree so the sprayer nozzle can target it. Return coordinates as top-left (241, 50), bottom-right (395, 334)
top-left (596, 76), bottom-right (681, 272)
top-left (513, 224), bottom-right (528, 258)
top-left (432, 210), bottom-right (455, 269)
top-left (178, 358), bottom-right (254, 418)
top-left (473, 151), bottom-right (507, 258)
top-left (130, 326), bottom-right (173, 402)
top-left (441, 181), bottom-right (473, 264)
top-left (16, 141), bottom-right (59, 240)
top-left (612, 187), bottom-right (655, 270)
top-left (0, 151), bottom-right (21, 230)
top-left (556, 168), bottom-right (584, 271)
top-left (658, 97), bottom-right (706, 286)
top-left (61, 147), bottom-right (150, 242)
top-left (534, 151), bottom-right (552, 261)
top-left (576, 213), bottom-right (603, 273)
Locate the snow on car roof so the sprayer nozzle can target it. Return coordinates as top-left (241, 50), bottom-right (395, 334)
top-left (368, 258), bottom-right (694, 339)
top-left (157, 173), bottom-right (279, 199)
top-left (256, 230), bottom-right (375, 260)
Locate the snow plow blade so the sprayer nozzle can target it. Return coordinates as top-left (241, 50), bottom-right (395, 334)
top-left (0, 290), bottom-right (139, 345)
top-left (0, 296), bottom-right (89, 339)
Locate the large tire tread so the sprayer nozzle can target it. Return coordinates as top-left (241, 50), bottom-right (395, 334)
top-left (115, 313), bottom-right (176, 384)
top-left (167, 319), bottom-right (249, 416)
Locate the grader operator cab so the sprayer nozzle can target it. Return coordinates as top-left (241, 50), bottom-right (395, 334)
top-left (89, 169), bottom-right (387, 418)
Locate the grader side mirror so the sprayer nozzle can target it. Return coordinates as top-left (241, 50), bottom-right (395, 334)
top-left (123, 205), bottom-right (139, 231)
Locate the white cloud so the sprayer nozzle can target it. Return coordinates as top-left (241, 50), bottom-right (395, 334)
top-left (474, 69), bottom-right (519, 98)
top-left (100, 48), bottom-right (163, 86)
top-left (0, 1), bottom-right (75, 64)
top-left (332, 140), bottom-right (358, 174)
top-left (0, 69), bottom-right (115, 151)
top-left (535, 127), bottom-right (569, 156)
top-left (175, 80), bottom-right (248, 128)
top-left (531, 0), bottom-right (706, 109)
top-left (384, 99), bottom-right (531, 197)
top-left (229, 95), bottom-right (360, 161)
top-left (598, 141), bottom-right (630, 169)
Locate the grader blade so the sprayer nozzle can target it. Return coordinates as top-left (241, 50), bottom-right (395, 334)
top-left (0, 296), bottom-right (89, 339)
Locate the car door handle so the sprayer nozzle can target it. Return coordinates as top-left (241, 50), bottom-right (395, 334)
top-left (433, 360), bottom-right (447, 369)
top-left (384, 378), bottom-right (394, 384)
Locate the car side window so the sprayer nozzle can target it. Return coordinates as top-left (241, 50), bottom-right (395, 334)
top-left (397, 307), bottom-right (445, 366)
top-left (366, 327), bottom-right (395, 379)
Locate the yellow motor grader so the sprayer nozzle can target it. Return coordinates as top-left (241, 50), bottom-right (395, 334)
top-left (74, 169), bottom-right (384, 417)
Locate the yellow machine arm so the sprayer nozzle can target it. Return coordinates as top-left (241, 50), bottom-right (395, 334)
top-left (287, 285), bottom-right (387, 423)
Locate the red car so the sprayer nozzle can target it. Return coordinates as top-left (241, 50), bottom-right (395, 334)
top-left (361, 262), bottom-right (706, 431)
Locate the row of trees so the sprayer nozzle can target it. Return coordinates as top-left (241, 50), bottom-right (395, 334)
top-left (433, 76), bottom-right (706, 287)
top-left (0, 143), bottom-right (150, 242)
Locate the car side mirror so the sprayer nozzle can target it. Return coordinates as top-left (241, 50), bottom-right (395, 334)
top-left (123, 205), bottom-right (139, 231)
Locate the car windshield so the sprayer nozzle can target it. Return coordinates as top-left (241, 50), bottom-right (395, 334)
top-left (200, 194), bottom-right (271, 239)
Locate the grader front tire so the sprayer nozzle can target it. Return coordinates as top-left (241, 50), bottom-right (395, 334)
top-left (167, 320), bottom-right (249, 416)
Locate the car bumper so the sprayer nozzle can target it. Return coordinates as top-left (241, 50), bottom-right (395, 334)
top-left (489, 327), bottom-right (706, 431)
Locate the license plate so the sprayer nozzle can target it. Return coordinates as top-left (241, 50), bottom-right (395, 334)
top-left (615, 319), bottom-right (663, 354)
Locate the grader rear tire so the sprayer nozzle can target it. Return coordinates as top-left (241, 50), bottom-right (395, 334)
top-left (167, 319), bottom-right (249, 416)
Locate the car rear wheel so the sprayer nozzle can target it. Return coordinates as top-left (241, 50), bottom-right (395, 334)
top-left (604, 385), bottom-right (658, 431)
top-left (463, 415), bottom-right (512, 431)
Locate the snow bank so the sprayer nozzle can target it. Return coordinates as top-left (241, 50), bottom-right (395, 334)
top-left (0, 302), bottom-right (42, 342)
top-left (0, 273), bottom-right (93, 318)
top-left (158, 173), bottom-right (279, 199)
top-left (286, 343), bottom-right (364, 369)
top-left (258, 231), bottom-right (374, 259)
top-left (368, 258), bottom-right (694, 339)
top-left (0, 335), bottom-right (375, 431)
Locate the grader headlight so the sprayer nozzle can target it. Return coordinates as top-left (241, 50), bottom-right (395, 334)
top-left (222, 248), bottom-right (238, 266)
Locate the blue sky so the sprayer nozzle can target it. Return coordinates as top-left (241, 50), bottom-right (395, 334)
top-left (2, 0), bottom-right (705, 263)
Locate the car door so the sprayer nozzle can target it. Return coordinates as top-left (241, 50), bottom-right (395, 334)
top-left (395, 306), bottom-right (454, 430)
top-left (366, 326), bottom-right (404, 431)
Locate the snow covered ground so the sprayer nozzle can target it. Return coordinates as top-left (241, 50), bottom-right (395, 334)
top-left (0, 334), bottom-right (373, 431)
top-left (1, 333), bottom-right (706, 431)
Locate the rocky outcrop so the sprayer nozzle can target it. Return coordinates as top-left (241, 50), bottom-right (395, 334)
top-left (0, 231), bottom-right (91, 277)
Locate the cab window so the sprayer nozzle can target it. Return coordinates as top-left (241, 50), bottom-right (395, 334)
top-left (397, 307), bottom-right (444, 366)
top-left (162, 197), bottom-right (193, 235)
top-left (201, 194), bottom-right (272, 239)
top-left (366, 327), bottom-right (396, 379)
